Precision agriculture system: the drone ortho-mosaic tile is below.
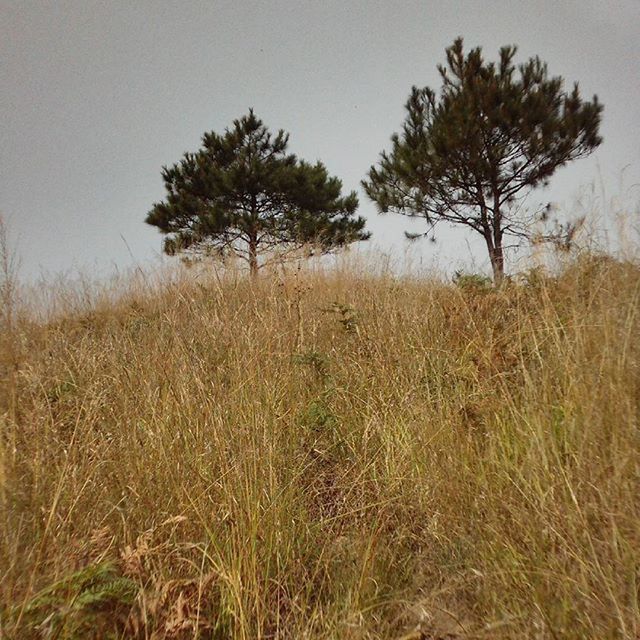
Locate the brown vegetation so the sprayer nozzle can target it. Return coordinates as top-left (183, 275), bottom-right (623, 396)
top-left (1, 250), bottom-right (639, 638)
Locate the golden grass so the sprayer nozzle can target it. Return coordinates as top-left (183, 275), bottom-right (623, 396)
top-left (0, 252), bottom-right (639, 639)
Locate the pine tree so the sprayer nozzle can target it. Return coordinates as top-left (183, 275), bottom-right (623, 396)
top-left (363, 38), bottom-right (603, 282)
top-left (147, 110), bottom-right (369, 275)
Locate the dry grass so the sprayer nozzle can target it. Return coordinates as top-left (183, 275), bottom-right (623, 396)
top-left (0, 250), bottom-right (639, 639)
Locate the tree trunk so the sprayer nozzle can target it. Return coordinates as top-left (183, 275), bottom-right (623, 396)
top-left (489, 242), bottom-right (504, 284)
top-left (484, 232), bottom-right (504, 285)
top-left (489, 194), bottom-right (505, 285)
top-left (248, 234), bottom-right (258, 277)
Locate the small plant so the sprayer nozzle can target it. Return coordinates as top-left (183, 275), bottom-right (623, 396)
top-left (46, 379), bottom-right (78, 403)
top-left (324, 302), bottom-right (359, 334)
top-left (452, 270), bottom-right (493, 292)
top-left (303, 397), bottom-right (337, 431)
top-left (292, 350), bottom-right (330, 382)
top-left (517, 265), bottom-right (548, 289)
top-left (14, 561), bottom-right (137, 639)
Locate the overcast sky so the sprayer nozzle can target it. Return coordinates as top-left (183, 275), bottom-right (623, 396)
top-left (2, 0), bottom-right (639, 280)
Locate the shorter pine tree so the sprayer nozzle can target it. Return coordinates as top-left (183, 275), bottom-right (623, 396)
top-left (147, 111), bottom-right (369, 275)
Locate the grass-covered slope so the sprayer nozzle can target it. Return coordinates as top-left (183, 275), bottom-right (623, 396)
top-left (1, 256), bottom-right (639, 639)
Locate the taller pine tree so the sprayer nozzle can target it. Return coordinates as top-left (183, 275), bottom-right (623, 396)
top-left (363, 38), bottom-right (603, 282)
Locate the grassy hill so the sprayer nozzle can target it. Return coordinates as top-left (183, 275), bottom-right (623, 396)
top-left (1, 255), bottom-right (639, 639)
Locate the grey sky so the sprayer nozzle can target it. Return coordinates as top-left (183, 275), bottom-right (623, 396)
top-left (2, 0), bottom-right (639, 280)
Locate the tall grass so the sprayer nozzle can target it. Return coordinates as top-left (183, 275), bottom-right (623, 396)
top-left (0, 249), bottom-right (638, 639)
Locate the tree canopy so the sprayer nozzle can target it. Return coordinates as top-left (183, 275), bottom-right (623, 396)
top-left (147, 110), bottom-right (369, 274)
top-left (363, 38), bottom-right (603, 281)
